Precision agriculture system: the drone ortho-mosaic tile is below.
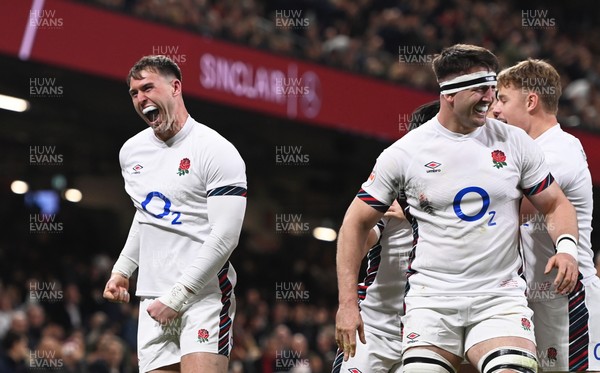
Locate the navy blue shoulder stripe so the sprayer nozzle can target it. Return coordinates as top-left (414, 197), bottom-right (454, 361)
top-left (357, 188), bottom-right (389, 212)
top-left (523, 173), bottom-right (554, 196)
top-left (208, 186), bottom-right (247, 197)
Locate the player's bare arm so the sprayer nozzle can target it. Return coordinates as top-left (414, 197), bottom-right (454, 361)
top-left (526, 181), bottom-right (579, 294)
top-left (519, 197), bottom-right (537, 225)
top-left (336, 197), bottom-right (384, 361)
top-left (383, 199), bottom-right (406, 221)
top-left (103, 215), bottom-right (139, 304)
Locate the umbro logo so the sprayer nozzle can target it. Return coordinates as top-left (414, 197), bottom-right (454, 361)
top-left (406, 332), bottom-right (420, 344)
top-left (425, 161), bottom-right (441, 173)
top-left (132, 164), bottom-right (143, 174)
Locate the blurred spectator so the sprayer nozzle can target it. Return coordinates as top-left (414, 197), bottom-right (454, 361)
top-left (25, 303), bottom-right (46, 350)
top-left (0, 290), bottom-right (16, 339)
top-left (32, 335), bottom-right (66, 372)
top-left (61, 331), bottom-right (86, 373)
top-left (88, 333), bottom-right (128, 373)
top-left (8, 311), bottom-right (29, 336)
top-left (0, 331), bottom-right (30, 373)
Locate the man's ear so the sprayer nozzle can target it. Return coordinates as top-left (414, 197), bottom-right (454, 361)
top-left (171, 79), bottom-right (181, 96)
top-left (526, 91), bottom-right (539, 113)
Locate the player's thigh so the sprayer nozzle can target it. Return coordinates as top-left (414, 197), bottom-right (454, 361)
top-left (465, 296), bottom-right (537, 372)
top-left (403, 346), bottom-right (463, 373)
top-left (402, 296), bottom-right (468, 358)
top-left (180, 292), bottom-right (236, 358)
top-left (458, 362), bottom-right (479, 373)
top-left (181, 352), bottom-right (228, 373)
top-left (529, 298), bottom-right (568, 372)
top-left (334, 329), bottom-right (402, 373)
top-left (138, 298), bottom-right (182, 372)
top-left (466, 337), bottom-right (536, 373)
top-left (531, 278), bottom-right (600, 373)
top-left (465, 294), bottom-right (536, 357)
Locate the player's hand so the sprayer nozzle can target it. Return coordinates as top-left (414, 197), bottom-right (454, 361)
top-left (335, 304), bottom-right (366, 362)
top-left (103, 273), bottom-right (130, 303)
top-left (545, 253), bottom-right (578, 294)
top-left (383, 200), bottom-right (406, 221)
top-left (147, 299), bottom-right (179, 325)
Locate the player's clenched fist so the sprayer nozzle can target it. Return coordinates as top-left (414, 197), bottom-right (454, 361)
top-left (103, 273), bottom-right (131, 303)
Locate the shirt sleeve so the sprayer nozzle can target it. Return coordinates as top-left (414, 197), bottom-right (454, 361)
top-left (517, 130), bottom-right (552, 194)
top-left (178, 138), bottom-right (247, 293)
top-left (360, 146), bottom-right (403, 210)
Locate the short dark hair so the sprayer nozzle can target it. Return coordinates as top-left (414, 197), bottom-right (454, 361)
top-left (409, 100), bottom-right (440, 131)
top-left (432, 44), bottom-right (499, 82)
top-left (2, 331), bottom-right (25, 351)
top-left (127, 55), bottom-right (182, 86)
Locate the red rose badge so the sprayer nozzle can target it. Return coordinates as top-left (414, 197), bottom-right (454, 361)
top-left (547, 347), bottom-right (557, 361)
top-left (197, 328), bottom-right (209, 343)
top-left (491, 150), bottom-right (507, 169)
top-left (177, 158), bottom-right (191, 176)
top-left (521, 317), bottom-right (531, 331)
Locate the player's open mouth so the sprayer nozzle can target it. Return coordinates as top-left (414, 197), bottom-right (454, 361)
top-left (142, 105), bottom-right (159, 124)
top-left (474, 104), bottom-right (489, 116)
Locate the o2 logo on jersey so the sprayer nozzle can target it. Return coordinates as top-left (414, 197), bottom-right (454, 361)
top-left (453, 186), bottom-right (497, 226)
top-left (141, 191), bottom-right (182, 225)
top-left (594, 343), bottom-right (600, 360)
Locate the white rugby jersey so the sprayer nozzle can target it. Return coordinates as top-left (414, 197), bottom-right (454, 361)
top-left (359, 215), bottom-right (413, 338)
top-left (361, 117), bottom-right (551, 297)
top-left (120, 116), bottom-right (246, 297)
top-left (522, 125), bottom-right (595, 301)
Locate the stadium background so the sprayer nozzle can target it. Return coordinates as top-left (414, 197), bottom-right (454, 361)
top-left (1, 0), bottom-right (599, 372)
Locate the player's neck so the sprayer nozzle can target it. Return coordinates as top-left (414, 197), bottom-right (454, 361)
top-left (154, 109), bottom-right (189, 142)
top-left (528, 112), bottom-right (558, 139)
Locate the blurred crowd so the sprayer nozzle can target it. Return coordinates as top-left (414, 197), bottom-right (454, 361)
top-left (79, 0), bottom-right (600, 129)
top-left (0, 224), bottom-right (340, 372)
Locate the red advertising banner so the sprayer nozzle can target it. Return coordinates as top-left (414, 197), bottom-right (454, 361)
top-left (0, 0), bottom-right (436, 141)
top-left (1, 0), bottom-right (599, 183)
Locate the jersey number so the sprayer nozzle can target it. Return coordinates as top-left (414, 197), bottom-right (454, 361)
top-left (141, 191), bottom-right (182, 225)
top-left (453, 186), bottom-right (496, 226)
